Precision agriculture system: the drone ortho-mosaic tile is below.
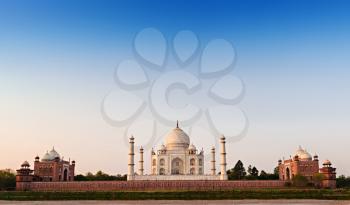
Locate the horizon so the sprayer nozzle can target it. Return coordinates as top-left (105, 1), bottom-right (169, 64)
top-left (1, 0), bottom-right (350, 176)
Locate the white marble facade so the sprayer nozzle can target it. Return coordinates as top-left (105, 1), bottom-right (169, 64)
top-left (127, 122), bottom-right (228, 181)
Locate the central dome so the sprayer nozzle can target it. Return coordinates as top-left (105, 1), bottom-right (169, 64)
top-left (295, 146), bottom-right (312, 160)
top-left (165, 126), bottom-right (190, 150)
top-left (41, 147), bottom-right (61, 161)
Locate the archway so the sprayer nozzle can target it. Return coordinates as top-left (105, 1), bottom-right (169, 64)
top-left (171, 158), bottom-right (184, 175)
top-left (159, 168), bottom-right (165, 175)
top-left (190, 158), bottom-right (195, 166)
top-left (190, 168), bottom-right (195, 175)
top-left (286, 168), bottom-right (290, 180)
top-left (160, 159), bottom-right (165, 166)
top-left (63, 169), bottom-right (68, 181)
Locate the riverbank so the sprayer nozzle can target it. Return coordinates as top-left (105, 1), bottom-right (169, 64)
top-left (1, 200), bottom-right (350, 205)
top-left (0, 189), bottom-right (350, 201)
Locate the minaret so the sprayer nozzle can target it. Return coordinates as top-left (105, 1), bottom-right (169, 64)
top-left (139, 146), bottom-right (144, 175)
top-left (211, 146), bottom-right (216, 175)
top-left (220, 135), bottom-right (228, 180)
top-left (127, 135), bottom-right (135, 180)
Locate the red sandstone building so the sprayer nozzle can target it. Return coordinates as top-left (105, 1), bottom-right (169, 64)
top-left (278, 146), bottom-right (336, 188)
top-left (16, 147), bottom-right (75, 182)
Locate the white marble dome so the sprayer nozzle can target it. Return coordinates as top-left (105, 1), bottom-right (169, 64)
top-left (41, 148), bottom-right (61, 161)
top-left (165, 127), bottom-right (190, 150)
top-left (295, 146), bottom-right (312, 160)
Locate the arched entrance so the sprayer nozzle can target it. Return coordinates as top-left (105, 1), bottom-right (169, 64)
top-left (63, 169), bottom-right (68, 181)
top-left (286, 167), bottom-right (290, 180)
top-left (190, 168), bottom-right (195, 175)
top-left (171, 158), bottom-right (183, 175)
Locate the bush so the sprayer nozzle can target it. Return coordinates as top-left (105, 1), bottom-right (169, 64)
top-left (0, 169), bottom-right (16, 190)
top-left (292, 174), bottom-right (308, 187)
top-left (313, 173), bottom-right (324, 189)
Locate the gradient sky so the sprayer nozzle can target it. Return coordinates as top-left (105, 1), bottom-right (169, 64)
top-left (1, 0), bottom-right (350, 176)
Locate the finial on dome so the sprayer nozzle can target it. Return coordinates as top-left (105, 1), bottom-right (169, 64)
top-left (176, 120), bottom-right (179, 128)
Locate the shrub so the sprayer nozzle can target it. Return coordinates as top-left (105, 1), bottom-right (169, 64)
top-left (313, 173), bottom-right (324, 189)
top-left (292, 174), bottom-right (308, 187)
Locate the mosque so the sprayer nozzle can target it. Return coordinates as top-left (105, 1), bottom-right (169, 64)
top-left (278, 146), bottom-right (337, 188)
top-left (127, 121), bottom-right (228, 180)
top-left (16, 147), bottom-right (75, 182)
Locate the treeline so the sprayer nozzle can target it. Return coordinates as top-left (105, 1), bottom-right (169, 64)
top-left (226, 160), bottom-right (279, 180)
top-left (74, 171), bottom-right (127, 181)
top-left (0, 169), bottom-right (16, 190)
top-left (337, 175), bottom-right (350, 188)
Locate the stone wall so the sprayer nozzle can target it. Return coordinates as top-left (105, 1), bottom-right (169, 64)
top-left (18, 180), bottom-right (285, 191)
top-left (132, 174), bottom-right (221, 180)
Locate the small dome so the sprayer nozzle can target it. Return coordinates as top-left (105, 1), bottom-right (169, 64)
top-left (165, 126), bottom-right (190, 150)
top-left (323, 159), bottom-right (332, 166)
top-left (188, 144), bottom-right (196, 150)
top-left (21, 161), bottom-right (30, 167)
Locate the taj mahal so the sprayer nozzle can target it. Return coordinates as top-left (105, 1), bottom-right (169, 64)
top-left (15, 123), bottom-right (338, 191)
top-left (127, 121), bottom-right (228, 181)
top-left (14, 121), bottom-right (338, 191)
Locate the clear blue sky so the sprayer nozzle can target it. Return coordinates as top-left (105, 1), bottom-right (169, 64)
top-left (1, 0), bottom-right (350, 175)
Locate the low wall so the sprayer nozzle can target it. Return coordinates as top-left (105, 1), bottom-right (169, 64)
top-left (132, 174), bottom-right (221, 180)
top-left (17, 180), bottom-right (285, 192)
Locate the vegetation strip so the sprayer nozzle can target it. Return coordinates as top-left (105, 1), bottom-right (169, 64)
top-left (0, 189), bottom-right (350, 201)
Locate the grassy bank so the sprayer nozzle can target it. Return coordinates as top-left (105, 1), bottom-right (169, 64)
top-left (0, 189), bottom-right (350, 200)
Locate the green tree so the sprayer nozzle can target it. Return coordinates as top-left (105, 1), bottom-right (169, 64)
top-left (292, 174), bottom-right (309, 187)
top-left (74, 171), bottom-right (127, 181)
top-left (274, 166), bottom-right (279, 175)
top-left (313, 173), bottom-right (324, 189)
top-left (336, 175), bottom-right (350, 188)
top-left (227, 160), bottom-right (246, 180)
top-left (259, 170), bottom-right (268, 180)
top-left (247, 165), bottom-right (252, 175)
top-left (74, 174), bottom-right (87, 181)
top-left (251, 166), bottom-right (259, 177)
top-left (0, 169), bottom-right (16, 190)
